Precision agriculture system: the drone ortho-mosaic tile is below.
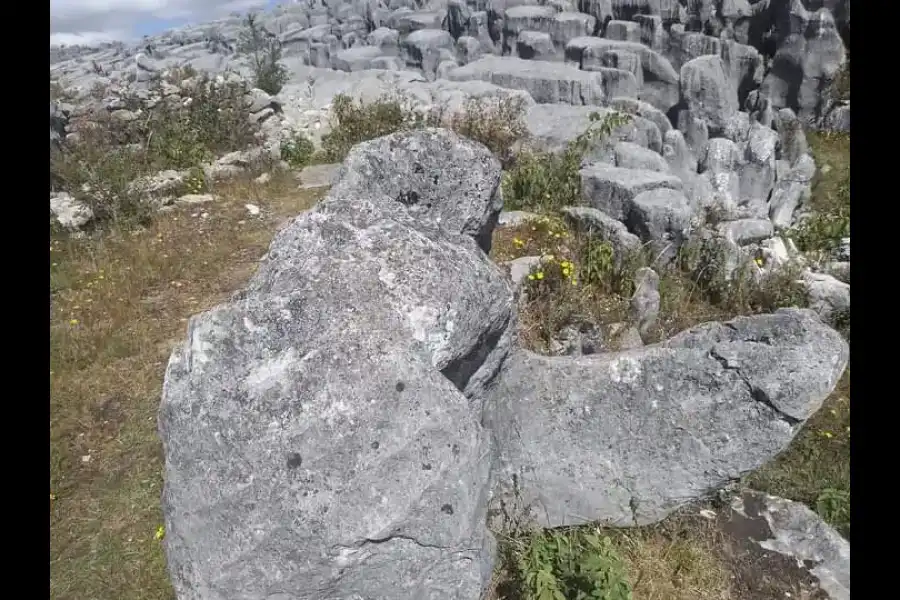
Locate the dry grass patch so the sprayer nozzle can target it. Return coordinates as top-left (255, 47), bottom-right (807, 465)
top-left (608, 514), bottom-right (732, 600)
top-left (50, 172), bottom-right (324, 600)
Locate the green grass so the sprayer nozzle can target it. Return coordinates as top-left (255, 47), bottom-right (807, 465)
top-left (50, 74), bottom-right (260, 227)
top-left (744, 371), bottom-right (850, 538)
top-left (788, 131), bottom-right (850, 257)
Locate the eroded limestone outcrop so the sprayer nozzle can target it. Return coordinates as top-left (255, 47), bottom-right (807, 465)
top-left (159, 129), bottom-right (849, 600)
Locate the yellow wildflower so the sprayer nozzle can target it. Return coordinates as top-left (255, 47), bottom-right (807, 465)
top-left (69, 319), bottom-right (79, 326)
top-left (822, 431), bottom-right (833, 439)
top-left (535, 271), bottom-right (544, 280)
top-left (155, 525), bottom-right (166, 541)
top-left (528, 274), bottom-right (535, 281)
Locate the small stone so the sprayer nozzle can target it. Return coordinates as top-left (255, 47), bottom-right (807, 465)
top-left (245, 204), bottom-right (261, 216)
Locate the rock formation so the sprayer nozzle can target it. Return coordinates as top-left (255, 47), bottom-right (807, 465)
top-left (158, 128), bottom-right (848, 599)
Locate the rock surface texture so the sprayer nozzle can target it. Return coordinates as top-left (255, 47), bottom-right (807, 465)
top-left (158, 129), bottom-right (849, 600)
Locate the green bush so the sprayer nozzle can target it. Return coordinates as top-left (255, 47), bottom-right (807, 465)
top-left (513, 528), bottom-right (633, 600)
top-left (503, 111), bottom-right (632, 212)
top-left (50, 74), bottom-right (258, 227)
top-left (280, 133), bottom-right (316, 168)
top-left (440, 96), bottom-right (529, 167)
top-left (320, 94), bottom-right (420, 162)
top-left (238, 13), bottom-right (289, 95)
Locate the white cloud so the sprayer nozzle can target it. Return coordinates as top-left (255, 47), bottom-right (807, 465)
top-left (50, 0), bottom-right (273, 46)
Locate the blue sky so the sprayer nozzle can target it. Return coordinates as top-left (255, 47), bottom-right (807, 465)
top-left (51, 0), bottom-right (288, 46)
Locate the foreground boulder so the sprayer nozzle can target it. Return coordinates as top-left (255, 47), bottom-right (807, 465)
top-left (159, 130), bottom-right (849, 600)
top-left (160, 129), bottom-right (511, 600)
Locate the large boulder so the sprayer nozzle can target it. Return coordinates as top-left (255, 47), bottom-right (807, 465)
top-left (761, 0), bottom-right (848, 123)
top-left (159, 129), bottom-right (512, 600)
top-left (159, 130), bottom-right (849, 600)
top-left (485, 308), bottom-right (849, 528)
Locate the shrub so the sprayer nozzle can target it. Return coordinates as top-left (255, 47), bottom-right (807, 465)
top-left (50, 75), bottom-right (258, 227)
top-left (238, 13), bottom-right (288, 95)
top-left (320, 94), bottom-right (419, 162)
top-left (440, 96), bottom-right (529, 167)
top-left (503, 110), bottom-right (632, 212)
top-left (512, 528), bottom-right (633, 600)
top-left (280, 133), bottom-right (316, 168)
top-left (142, 76), bottom-right (258, 170)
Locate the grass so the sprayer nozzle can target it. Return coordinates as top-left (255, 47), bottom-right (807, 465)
top-left (49, 173), bottom-right (325, 600)
top-left (787, 131), bottom-right (850, 258)
top-left (744, 370), bottom-right (851, 538)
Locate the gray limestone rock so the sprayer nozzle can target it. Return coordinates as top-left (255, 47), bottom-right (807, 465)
top-left (580, 164), bottom-right (683, 221)
top-left (456, 35), bottom-right (483, 64)
top-left (803, 271), bottom-right (850, 324)
top-left (761, 2), bottom-right (848, 122)
top-left (332, 46), bottom-right (383, 72)
top-left (327, 128), bottom-right (504, 255)
top-left (626, 187), bottom-right (694, 260)
top-left (609, 97), bottom-right (672, 138)
top-left (524, 104), bottom-right (663, 156)
top-left (367, 27), bottom-right (401, 56)
top-left (679, 55), bottom-right (739, 136)
top-left (448, 56), bottom-right (607, 105)
top-left (565, 36), bottom-right (680, 112)
top-left (718, 219), bottom-right (775, 246)
top-left (401, 29), bottom-right (455, 79)
top-left (614, 141), bottom-right (670, 173)
top-left (516, 31), bottom-right (556, 61)
top-left (698, 137), bottom-right (743, 211)
top-left (739, 121), bottom-right (780, 209)
top-left (775, 108), bottom-right (810, 166)
top-left (769, 153), bottom-right (816, 229)
top-left (630, 266), bottom-right (660, 341)
top-left (156, 124), bottom-right (850, 599)
top-left (676, 108), bottom-right (710, 157)
top-left (561, 205), bottom-right (643, 259)
top-left (730, 491), bottom-right (850, 600)
top-left (485, 308), bottom-right (849, 528)
top-left (160, 128), bottom-right (513, 600)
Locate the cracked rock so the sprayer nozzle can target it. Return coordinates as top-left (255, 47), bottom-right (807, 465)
top-left (159, 129), bottom-right (511, 600)
top-left (160, 130), bottom-right (849, 600)
top-left (485, 308), bottom-right (848, 528)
